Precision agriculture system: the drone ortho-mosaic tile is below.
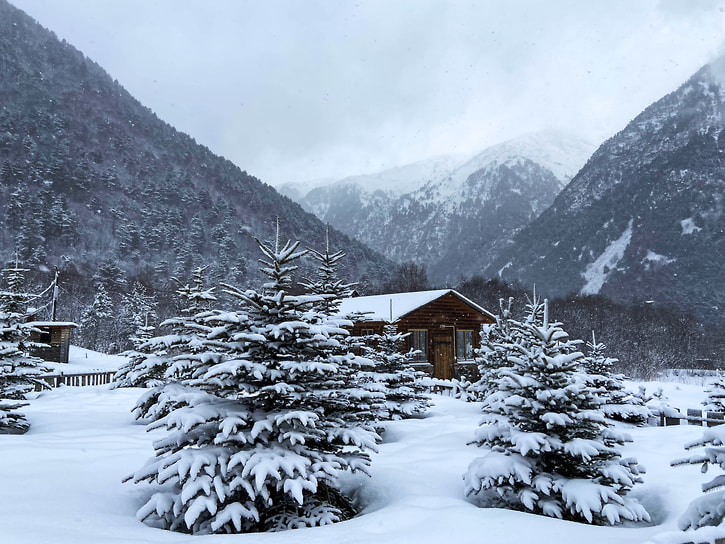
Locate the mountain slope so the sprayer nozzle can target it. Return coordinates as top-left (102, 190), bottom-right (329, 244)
top-left (287, 132), bottom-right (594, 284)
top-left (487, 57), bottom-right (725, 322)
top-left (0, 0), bottom-right (392, 293)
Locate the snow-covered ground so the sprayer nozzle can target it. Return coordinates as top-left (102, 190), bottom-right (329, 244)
top-left (42, 345), bottom-right (128, 373)
top-left (3, 351), bottom-right (725, 544)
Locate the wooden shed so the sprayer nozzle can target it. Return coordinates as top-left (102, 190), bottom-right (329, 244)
top-left (338, 289), bottom-right (495, 380)
top-left (26, 322), bottom-right (77, 364)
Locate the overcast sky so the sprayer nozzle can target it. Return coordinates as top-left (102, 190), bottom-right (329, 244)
top-left (9, 0), bottom-right (725, 186)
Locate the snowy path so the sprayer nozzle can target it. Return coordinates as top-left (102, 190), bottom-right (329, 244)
top-left (2, 387), bottom-right (725, 543)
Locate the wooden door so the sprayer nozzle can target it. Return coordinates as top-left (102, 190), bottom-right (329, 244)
top-left (432, 333), bottom-right (454, 380)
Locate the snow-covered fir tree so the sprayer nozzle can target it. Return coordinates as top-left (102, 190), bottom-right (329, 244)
top-left (0, 263), bottom-right (49, 434)
top-left (463, 295), bottom-right (649, 525)
top-left (468, 297), bottom-right (517, 401)
top-left (113, 266), bottom-right (216, 402)
top-left (119, 281), bottom-right (158, 351)
top-left (300, 224), bottom-right (355, 316)
top-left (580, 331), bottom-right (649, 424)
top-left (361, 324), bottom-right (430, 422)
top-left (126, 227), bottom-right (379, 534)
top-left (672, 425), bottom-right (725, 530)
top-left (78, 285), bottom-right (114, 352)
top-left (301, 225), bottom-right (386, 425)
top-left (703, 378), bottom-right (725, 412)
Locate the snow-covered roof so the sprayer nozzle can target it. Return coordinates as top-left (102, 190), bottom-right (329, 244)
top-left (26, 321), bottom-right (78, 328)
top-left (337, 289), bottom-right (494, 322)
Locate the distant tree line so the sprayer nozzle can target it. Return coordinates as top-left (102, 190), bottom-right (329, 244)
top-left (456, 275), bottom-right (724, 379)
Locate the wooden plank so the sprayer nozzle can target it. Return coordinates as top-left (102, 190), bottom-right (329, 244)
top-left (665, 415), bottom-right (681, 426)
top-left (687, 408), bottom-right (703, 426)
top-left (708, 412), bottom-right (725, 427)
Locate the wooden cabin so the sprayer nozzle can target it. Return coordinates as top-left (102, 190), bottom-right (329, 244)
top-left (26, 322), bottom-right (77, 364)
top-left (338, 289), bottom-right (495, 380)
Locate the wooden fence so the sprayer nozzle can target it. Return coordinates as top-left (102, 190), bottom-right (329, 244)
top-left (37, 370), bottom-right (116, 390)
top-left (654, 408), bottom-right (725, 428)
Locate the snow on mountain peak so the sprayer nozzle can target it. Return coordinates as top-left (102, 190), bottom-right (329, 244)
top-left (456, 130), bottom-right (596, 186)
top-left (414, 130), bottom-right (596, 209)
top-left (283, 130), bottom-right (594, 205)
top-left (329, 153), bottom-right (469, 197)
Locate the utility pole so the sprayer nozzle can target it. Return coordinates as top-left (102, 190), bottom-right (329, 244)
top-left (51, 267), bottom-right (59, 322)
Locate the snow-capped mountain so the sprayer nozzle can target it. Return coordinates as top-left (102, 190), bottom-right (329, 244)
top-left (487, 56), bottom-right (725, 323)
top-left (414, 131), bottom-right (594, 210)
top-left (286, 132), bottom-right (595, 284)
top-left (277, 153), bottom-right (467, 211)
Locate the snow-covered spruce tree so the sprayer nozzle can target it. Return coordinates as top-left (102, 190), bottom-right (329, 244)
top-left (126, 229), bottom-right (379, 534)
top-left (300, 224), bottom-right (356, 316)
top-left (113, 267), bottom-right (217, 418)
top-left (301, 226), bottom-right (386, 425)
top-left (0, 263), bottom-right (49, 434)
top-left (119, 281), bottom-right (158, 352)
top-left (672, 425), bottom-right (725, 530)
top-left (361, 324), bottom-right (430, 422)
top-left (703, 378), bottom-right (725, 412)
top-left (463, 296), bottom-right (649, 525)
top-left (78, 285), bottom-right (114, 352)
top-left (580, 332), bottom-right (649, 425)
top-left (468, 297), bottom-right (517, 402)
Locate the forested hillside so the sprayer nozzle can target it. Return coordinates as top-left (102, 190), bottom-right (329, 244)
top-left (0, 0), bottom-right (393, 349)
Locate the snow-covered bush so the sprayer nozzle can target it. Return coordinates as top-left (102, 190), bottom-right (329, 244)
top-left (126, 228), bottom-right (379, 534)
top-left (672, 425), bottom-right (725, 530)
top-left (580, 332), bottom-right (649, 425)
top-left (464, 295), bottom-right (649, 525)
top-left (636, 386), bottom-right (679, 421)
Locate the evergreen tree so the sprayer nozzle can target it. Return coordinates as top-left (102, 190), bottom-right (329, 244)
top-left (301, 224), bottom-right (383, 426)
top-left (469, 297), bottom-right (517, 401)
top-left (580, 332), bottom-right (649, 424)
top-left (0, 263), bottom-right (49, 434)
top-left (119, 281), bottom-right (157, 351)
top-left (463, 296), bottom-right (649, 525)
top-left (126, 228), bottom-right (378, 534)
top-left (113, 266), bottom-right (216, 397)
top-left (92, 258), bottom-right (127, 303)
top-left (361, 324), bottom-right (430, 422)
top-left (704, 379), bottom-right (725, 412)
top-left (300, 224), bottom-right (355, 316)
top-left (78, 285), bottom-right (113, 352)
top-left (673, 425), bottom-right (725, 530)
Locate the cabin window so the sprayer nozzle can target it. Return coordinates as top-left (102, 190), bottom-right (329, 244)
top-left (39, 330), bottom-right (52, 344)
top-left (456, 330), bottom-right (474, 360)
top-left (361, 328), bottom-right (376, 348)
top-left (408, 329), bottom-right (427, 361)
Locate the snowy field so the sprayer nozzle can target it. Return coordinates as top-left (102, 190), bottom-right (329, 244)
top-left (3, 351), bottom-right (725, 544)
